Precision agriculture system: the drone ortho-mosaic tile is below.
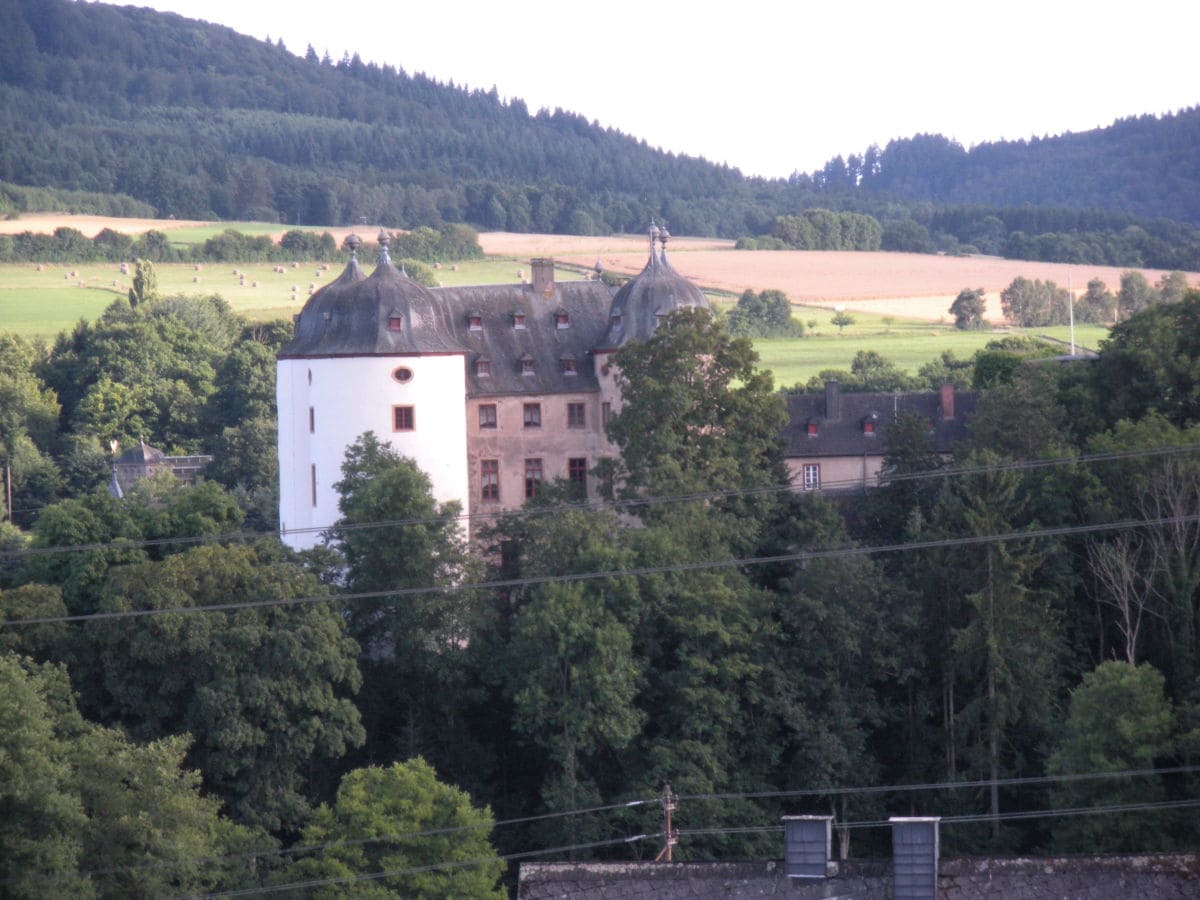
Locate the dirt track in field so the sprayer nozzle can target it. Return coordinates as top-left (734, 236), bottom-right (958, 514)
top-left (6, 217), bottom-right (1196, 323)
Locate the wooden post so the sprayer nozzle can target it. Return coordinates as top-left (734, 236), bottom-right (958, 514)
top-left (654, 784), bottom-right (678, 861)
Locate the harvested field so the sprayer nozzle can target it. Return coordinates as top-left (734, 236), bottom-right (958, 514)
top-left (552, 249), bottom-right (1200, 323)
top-left (6, 217), bottom-right (1197, 325)
top-left (478, 231), bottom-right (731, 257)
top-left (0, 214), bottom-right (216, 237)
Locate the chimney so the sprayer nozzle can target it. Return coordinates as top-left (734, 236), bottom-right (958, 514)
top-left (530, 258), bottom-right (555, 297)
top-left (781, 815), bottom-right (835, 879)
top-left (940, 384), bottom-right (955, 420)
top-left (825, 381), bottom-right (841, 421)
top-left (891, 817), bottom-right (940, 900)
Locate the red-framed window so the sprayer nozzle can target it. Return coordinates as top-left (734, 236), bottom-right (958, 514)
top-left (568, 457), bottom-right (587, 491)
top-left (393, 405), bottom-right (415, 431)
top-left (524, 458), bottom-right (543, 498)
top-left (481, 459), bottom-right (499, 501)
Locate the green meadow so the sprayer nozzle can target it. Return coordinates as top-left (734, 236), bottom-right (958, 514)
top-left (0, 258), bottom-right (554, 338)
top-left (757, 308), bottom-right (1109, 388)
top-left (0, 261), bottom-right (1111, 385)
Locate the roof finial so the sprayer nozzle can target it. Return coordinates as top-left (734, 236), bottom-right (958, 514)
top-left (648, 220), bottom-right (661, 263)
top-left (345, 233), bottom-right (361, 262)
top-left (377, 229), bottom-right (391, 267)
top-left (658, 224), bottom-right (670, 261)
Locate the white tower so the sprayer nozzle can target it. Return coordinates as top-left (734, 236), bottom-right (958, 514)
top-left (277, 232), bottom-right (468, 550)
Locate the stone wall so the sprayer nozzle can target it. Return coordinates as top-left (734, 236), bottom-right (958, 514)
top-left (518, 854), bottom-right (1200, 899)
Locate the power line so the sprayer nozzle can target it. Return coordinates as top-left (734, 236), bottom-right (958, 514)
top-left (675, 797), bottom-right (1200, 838)
top-left (6, 441), bottom-right (1197, 561)
top-left (674, 765), bottom-right (1200, 803)
top-left (0, 797), bottom-right (655, 890)
top-left (4, 766), bottom-right (1192, 889)
top-left (4, 512), bottom-right (1198, 629)
top-left (198, 797), bottom-right (1200, 897)
top-left (189, 832), bottom-right (655, 900)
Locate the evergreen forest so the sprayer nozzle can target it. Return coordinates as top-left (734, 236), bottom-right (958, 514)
top-left (3, 0), bottom-right (1200, 268)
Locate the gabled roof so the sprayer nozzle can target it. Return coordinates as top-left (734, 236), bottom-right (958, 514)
top-left (783, 385), bottom-right (976, 458)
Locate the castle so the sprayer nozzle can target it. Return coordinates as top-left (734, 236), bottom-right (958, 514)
top-left (276, 225), bottom-right (706, 549)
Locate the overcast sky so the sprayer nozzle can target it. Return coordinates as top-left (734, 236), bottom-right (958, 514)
top-left (129, 0), bottom-right (1198, 179)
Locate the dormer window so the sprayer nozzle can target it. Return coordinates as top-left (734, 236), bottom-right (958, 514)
top-left (519, 354), bottom-right (536, 376)
top-left (554, 309), bottom-right (570, 329)
top-left (610, 313), bottom-right (622, 328)
top-left (387, 314), bottom-right (403, 332)
top-left (561, 355), bottom-right (577, 375)
top-left (468, 311), bottom-right (483, 331)
top-left (807, 421), bottom-right (819, 437)
top-left (655, 313), bottom-right (668, 329)
top-left (475, 358), bottom-right (491, 377)
top-left (863, 414), bottom-right (877, 436)
top-left (512, 311), bottom-right (526, 330)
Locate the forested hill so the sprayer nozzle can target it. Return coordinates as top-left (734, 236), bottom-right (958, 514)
top-left (0, 0), bottom-right (803, 237)
top-left (2, 0), bottom-right (1199, 253)
top-left (813, 109), bottom-right (1200, 226)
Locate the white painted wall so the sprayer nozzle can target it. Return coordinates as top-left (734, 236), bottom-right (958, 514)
top-left (278, 354), bottom-right (468, 550)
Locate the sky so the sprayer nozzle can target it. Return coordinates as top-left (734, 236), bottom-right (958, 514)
top-left (128, 0), bottom-right (1199, 180)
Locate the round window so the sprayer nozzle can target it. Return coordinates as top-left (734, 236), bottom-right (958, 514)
top-left (392, 367), bottom-right (414, 384)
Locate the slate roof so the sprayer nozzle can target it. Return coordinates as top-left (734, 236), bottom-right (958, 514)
top-left (280, 227), bottom-right (707, 397)
top-left (280, 237), bottom-right (462, 358)
top-left (598, 240), bottom-right (708, 350)
top-left (115, 440), bottom-right (166, 465)
top-left (783, 383), bottom-right (976, 459)
top-left (431, 281), bottom-right (613, 397)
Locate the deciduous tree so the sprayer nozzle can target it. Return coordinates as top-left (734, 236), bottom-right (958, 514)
top-left (279, 759), bottom-right (505, 899)
top-left (949, 287), bottom-right (987, 330)
top-left (90, 543), bottom-right (364, 831)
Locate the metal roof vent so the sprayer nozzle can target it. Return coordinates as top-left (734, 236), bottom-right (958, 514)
top-left (781, 815), bottom-right (834, 879)
top-left (891, 817), bottom-right (940, 900)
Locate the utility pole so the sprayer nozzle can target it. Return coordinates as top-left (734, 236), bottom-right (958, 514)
top-left (654, 784), bottom-right (678, 861)
top-left (1068, 274), bottom-right (1076, 356)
